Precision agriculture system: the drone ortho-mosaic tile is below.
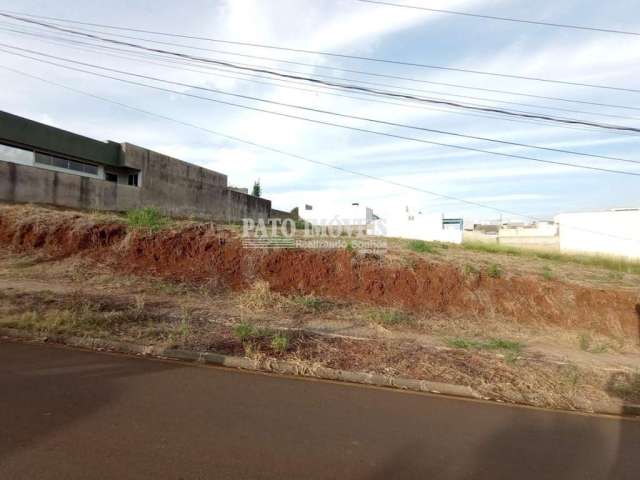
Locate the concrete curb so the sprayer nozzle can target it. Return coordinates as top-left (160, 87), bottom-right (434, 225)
top-left (2, 328), bottom-right (638, 417)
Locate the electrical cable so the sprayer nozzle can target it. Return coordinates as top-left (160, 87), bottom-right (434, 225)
top-left (2, 64), bottom-right (638, 244)
top-left (3, 11), bottom-right (639, 94)
top-left (3, 45), bottom-right (640, 177)
top-left (356, 0), bottom-right (640, 36)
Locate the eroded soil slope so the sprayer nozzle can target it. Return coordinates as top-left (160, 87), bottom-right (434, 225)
top-left (1, 205), bottom-right (638, 339)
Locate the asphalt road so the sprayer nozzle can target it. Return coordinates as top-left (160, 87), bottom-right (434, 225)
top-left (1, 341), bottom-right (638, 479)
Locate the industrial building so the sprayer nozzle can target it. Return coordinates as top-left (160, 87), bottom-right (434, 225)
top-left (0, 111), bottom-right (271, 221)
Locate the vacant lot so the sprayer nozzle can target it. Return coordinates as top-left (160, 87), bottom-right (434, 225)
top-left (1, 203), bottom-right (639, 412)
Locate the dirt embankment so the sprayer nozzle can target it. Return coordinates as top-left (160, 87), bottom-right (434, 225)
top-left (1, 208), bottom-right (638, 339)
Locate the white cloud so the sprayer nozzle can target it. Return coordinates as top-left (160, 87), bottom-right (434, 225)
top-left (0, 0), bottom-right (637, 220)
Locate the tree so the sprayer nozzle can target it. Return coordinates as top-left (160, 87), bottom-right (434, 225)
top-left (252, 179), bottom-right (261, 197)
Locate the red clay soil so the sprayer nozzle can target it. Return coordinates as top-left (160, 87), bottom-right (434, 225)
top-left (1, 208), bottom-right (639, 340)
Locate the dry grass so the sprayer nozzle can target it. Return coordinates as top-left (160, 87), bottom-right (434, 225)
top-left (0, 280), bottom-right (637, 410)
top-left (1, 204), bottom-right (639, 412)
top-left (238, 280), bottom-right (289, 311)
top-left (384, 235), bottom-right (640, 290)
top-left (462, 240), bottom-right (640, 275)
top-left (366, 307), bottom-right (414, 327)
top-left (238, 280), bottom-right (333, 314)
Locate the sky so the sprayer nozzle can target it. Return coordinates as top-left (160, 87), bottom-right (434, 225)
top-left (0, 0), bottom-right (639, 223)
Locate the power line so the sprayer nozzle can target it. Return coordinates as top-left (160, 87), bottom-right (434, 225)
top-left (7, 19), bottom-right (640, 117)
top-left (4, 43), bottom-right (640, 166)
top-left (44, 37), bottom-right (640, 137)
top-left (4, 45), bottom-right (640, 178)
top-left (2, 63), bottom-right (638, 245)
top-left (0, 63), bottom-right (552, 216)
top-left (356, 0), bottom-right (640, 36)
top-left (4, 19), bottom-right (640, 115)
top-left (4, 22), bottom-right (640, 126)
top-left (5, 43), bottom-right (640, 148)
top-left (11, 24), bottom-right (627, 137)
top-left (2, 10), bottom-right (639, 94)
top-left (1, 21), bottom-right (638, 134)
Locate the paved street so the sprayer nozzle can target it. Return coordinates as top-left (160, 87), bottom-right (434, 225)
top-left (1, 341), bottom-right (638, 479)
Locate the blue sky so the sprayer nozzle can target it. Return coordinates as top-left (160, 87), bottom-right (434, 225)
top-left (0, 0), bottom-right (639, 222)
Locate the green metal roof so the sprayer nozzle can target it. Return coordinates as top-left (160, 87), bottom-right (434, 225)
top-left (0, 110), bottom-right (121, 166)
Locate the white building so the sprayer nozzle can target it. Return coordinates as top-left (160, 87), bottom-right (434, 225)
top-left (368, 206), bottom-right (463, 244)
top-left (554, 208), bottom-right (640, 259)
top-left (298, 203), bottom-right (463, 244)
top-left (296, 202), bottom-right (375, 226)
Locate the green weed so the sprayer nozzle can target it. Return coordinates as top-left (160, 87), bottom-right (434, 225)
top-left (407, 240), bottom-right (437, 254)
top-left (126, 207), bottom-right (170, 232)
top-left (233, 323), bottom-right (258, 342)
top-left (289, 295), bottom-right (331, 313)
top-left (270, 333), bottom-right (289, 353)
top-left (578, 332), bottom-right (609, 354)
top-left (446, 337), bottom-right (523, 354)
top-left (368, 308), bottom-right (413, 327)
top-left (487, 263), bottom-right (503, 278)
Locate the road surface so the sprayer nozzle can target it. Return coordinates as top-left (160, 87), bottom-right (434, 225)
top-left (1, 341), bottom-right (638, 479)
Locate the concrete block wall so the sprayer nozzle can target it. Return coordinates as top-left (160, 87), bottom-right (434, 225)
top-left (0, 143), bottom-right (271, 222)
top-left (120, 143), bottom-right (270, 221)
top-left (0, 160), bottom-right (141, 211)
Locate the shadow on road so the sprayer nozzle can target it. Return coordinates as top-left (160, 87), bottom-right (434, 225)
top-left (0, 342), bottom-right (185, 461)
top-left (365, 409), bottom-right (639, 480)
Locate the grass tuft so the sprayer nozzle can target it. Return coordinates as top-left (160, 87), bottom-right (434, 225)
top-left (240, 281), bottom-right (333, 315)
top-left (487, 263), bottom-right (503, 278)
top-left (462, 264), bottom-right (479, 276)
top-left (233, 322), bottom-right (258, 342)
top-left (446, 336), bottom-right (523, 354)
top-left (407, 240), bottom-right (438, 254)
top-left (368, 307), bottom-right (413, 327)
top-left (239, 280), bottom-right (287, 311)
top-left (542, 266), bottom-right (554, 280)
top-left (289, 294), bottom-right (331, 313)
top-left (126, 207), bottom-right (170, 232)
top-left (578, 332), bottom-right (609, 354)
top-left (270, 333), bottom-right (289, 353)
